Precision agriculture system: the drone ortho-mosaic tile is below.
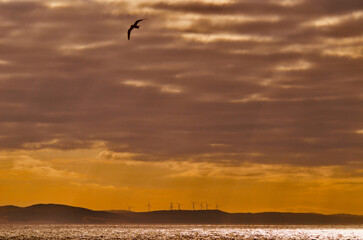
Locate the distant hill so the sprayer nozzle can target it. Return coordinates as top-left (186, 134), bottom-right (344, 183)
top-left (0, 204), bottom-right (121, 224)
top-left (1, 204), bottom-right (363, 224)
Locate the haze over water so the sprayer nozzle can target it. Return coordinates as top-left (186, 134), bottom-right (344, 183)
top-left (1, 225), bottom-right (362, 240)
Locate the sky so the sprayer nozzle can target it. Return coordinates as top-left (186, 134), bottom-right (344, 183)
top-left (0, 0), bottom-right (363, 214)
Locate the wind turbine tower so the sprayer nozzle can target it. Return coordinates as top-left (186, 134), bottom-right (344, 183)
top-left (170, 202), bottom-right (173, 211)
top-left (191, 201), bottom-right (198, 211)
top-left (146, 202), bottom-right (151, 212)
top-left (205, 202), bottom-right (209, 210)
top-left (177, 203), bottom-right (182, 210)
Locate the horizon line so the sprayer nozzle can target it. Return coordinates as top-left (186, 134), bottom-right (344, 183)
top-left (1, 203), bottom-right (360, 216)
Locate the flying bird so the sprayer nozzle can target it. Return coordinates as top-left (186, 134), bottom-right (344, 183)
top-left (128, 19), bottom-right (145, 40)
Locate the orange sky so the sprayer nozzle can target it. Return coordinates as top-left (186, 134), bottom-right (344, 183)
top-left (0, 0), bottom-right (363, 214)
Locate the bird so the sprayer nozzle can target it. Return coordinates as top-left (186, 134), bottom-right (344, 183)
top-left (128, 19), bottom-right (145, 40)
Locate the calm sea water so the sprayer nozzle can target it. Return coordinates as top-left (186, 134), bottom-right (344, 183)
top-left (0, 224), bottom-right (362, 240)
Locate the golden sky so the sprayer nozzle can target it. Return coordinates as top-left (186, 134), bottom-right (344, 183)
top-left (0, 0), bottom-right (363, 214)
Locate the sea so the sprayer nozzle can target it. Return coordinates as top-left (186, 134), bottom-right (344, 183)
top-left (0, 224), bottom-right (362, 240)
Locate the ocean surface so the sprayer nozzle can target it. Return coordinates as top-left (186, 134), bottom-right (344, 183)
top-left (0, 224), bottom-right (362, 240)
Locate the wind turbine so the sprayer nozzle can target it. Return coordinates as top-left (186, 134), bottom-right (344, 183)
top-left (205, 202), bottom-right (209, 210)
top-left (170, 202), bottom-right (173, 211)
top-left (146, 202), bottom-right (151, 212)
top-left (128, 205), bottom-right (132, 212)
top-left (191, 201), bottom-right (198, 211)
top-left (177, 203), bottom-right (182, 210)
top-left (215, 203), bottom-right (220, 210)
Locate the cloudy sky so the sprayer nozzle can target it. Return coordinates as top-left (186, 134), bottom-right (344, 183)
top-left (0, 0), bottom-right (363, 214)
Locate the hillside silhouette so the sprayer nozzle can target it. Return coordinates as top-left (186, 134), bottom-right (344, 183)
top-left (1, 204), bottom-right (363, 224)
top-left (0, 204), bottom-right (119, 224)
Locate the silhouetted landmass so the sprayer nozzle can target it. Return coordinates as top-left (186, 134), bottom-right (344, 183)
top-left (0, 204), bottom-right (120, 224)
top-left (1, 204), bottom-right (363, 224)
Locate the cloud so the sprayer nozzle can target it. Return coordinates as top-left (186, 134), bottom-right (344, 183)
top-left (0, 0), bottom-right (362, 168)
top-left (97, 150), bottom-right (144, 162)
top-left (12, 156), bottom-right (80, 179)
top-left (122, 80), bottom-right (182, 94)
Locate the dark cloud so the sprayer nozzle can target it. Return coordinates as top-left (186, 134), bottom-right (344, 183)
top-left (321, 18), bottom-right (363, 38)
top-left (147, 0), bottom-right (363, 16)
top-left (0, 0), bottom-right (362, 166)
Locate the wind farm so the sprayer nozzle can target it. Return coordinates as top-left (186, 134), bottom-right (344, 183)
top-left (139, 201), bottom-right (219, 212)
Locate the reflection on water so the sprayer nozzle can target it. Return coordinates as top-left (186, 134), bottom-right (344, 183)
top-left (0, 225), bottom-right (362, 239)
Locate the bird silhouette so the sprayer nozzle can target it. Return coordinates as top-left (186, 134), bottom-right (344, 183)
top-left (128, 19), bottom-right (145, 40)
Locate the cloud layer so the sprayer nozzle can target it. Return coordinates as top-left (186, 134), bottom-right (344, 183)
top-left (0, 0), bottom-right (362, 168)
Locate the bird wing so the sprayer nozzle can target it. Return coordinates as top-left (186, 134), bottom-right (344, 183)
top-left (127, 27), bottom-right (132, 40)
top-left (134, 19), bottom-right (145, 25)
